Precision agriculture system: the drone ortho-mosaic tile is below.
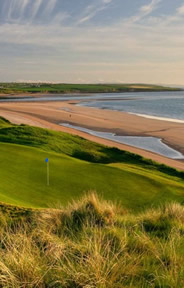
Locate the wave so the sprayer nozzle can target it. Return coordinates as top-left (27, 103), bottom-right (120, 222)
top-left (128, 113), bottom-right (184, 123)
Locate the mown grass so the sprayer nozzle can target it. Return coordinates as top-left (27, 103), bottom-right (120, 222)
top-left (0, 82), bottom-right (181, 94)
top-left (1, 141), bottom-right (184, 210)
top-left (1, 193), bottom-right (184, 287)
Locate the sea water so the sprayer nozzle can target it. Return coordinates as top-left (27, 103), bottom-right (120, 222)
top-left (78, 91), bottom-right (184, 122)
top-left (61, 123), bottom-right (184, 160)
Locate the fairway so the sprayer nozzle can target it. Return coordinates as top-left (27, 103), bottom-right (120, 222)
top-left (0, 142), bottom-right (184, 211)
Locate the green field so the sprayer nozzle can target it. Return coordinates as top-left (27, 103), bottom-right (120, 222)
top-left (0, 117), bottom-right (183, 211)
top-left (0, 82), bottom-right (181, 94)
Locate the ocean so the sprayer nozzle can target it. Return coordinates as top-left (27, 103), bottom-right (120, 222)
top-left (78, 91), bottom-right (184, 122)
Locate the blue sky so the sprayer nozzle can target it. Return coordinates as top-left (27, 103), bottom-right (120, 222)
top-left (0, 0), bottom-right (184, 84)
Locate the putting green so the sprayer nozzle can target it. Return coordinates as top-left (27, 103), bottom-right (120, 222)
top-left (0, 142), bottom-right (184, 211)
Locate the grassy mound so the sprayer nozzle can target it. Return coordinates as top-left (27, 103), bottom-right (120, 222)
top-left (1, 193), bottom-right (184, 287)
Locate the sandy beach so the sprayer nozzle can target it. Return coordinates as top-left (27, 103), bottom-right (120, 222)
top-left (0, 99), bottom-right (183, 170)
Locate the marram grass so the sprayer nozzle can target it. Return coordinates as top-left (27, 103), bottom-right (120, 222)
top-left (1, 193), bottom-right (184, 287)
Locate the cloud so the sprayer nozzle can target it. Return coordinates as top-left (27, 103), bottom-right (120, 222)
top-left (78, 0), bottom-right (112, 24)
top-left (17, 79), bottom-right (58, 83)
top-left (102, 0), bottom-right (113, 3)
top-left (30, 0), bottom-right (43, 19)
top-left (20, 0), bottom-right (29, 13)
top-left (177, 5), bottom-right (184, 15)
top-left (42, 0), bottom-right (57, 17)
top-left (78, 6), bottom-right (106, 24)
top-left (2, 0), bottom-right (43, 22)
top-left (140, 0), bottom-right (161, 14)
top-left (4, 0), bottom-right (21, 20)
top-left (2, 0), bottom-right (65, 25)
top-left (0, 0), bottom-right (184, 84)
top-left (126, 0), bottom-right (162, 24)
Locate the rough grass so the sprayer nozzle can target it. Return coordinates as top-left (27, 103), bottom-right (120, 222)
top-left (1, 193), bottom-right (184, 287)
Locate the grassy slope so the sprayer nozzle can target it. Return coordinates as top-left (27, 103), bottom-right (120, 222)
top-left (0, 117), bottom-right (183, 211)
top-left (0, 82), bottom-right (181, 94)
top-left (0, 142), bottom-right (184, 211)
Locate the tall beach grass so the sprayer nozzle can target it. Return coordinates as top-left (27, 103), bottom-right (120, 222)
top-left (0, 193), bottom-right (184, 287)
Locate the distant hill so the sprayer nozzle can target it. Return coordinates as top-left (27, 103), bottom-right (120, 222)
top-left (0, 83), bottom-right (182, 94)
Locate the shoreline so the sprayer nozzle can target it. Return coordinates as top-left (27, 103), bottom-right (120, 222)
top-left (127, 112), bottom-right (184, 124)
top-left (0, 99), bottom-right (183, 170)
top-left (60, 122), bottom-right (184, 160)
top-left (77, 103), bottom-right (184, 124)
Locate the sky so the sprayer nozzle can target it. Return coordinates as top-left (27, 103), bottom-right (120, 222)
top-left (0, 0), bottom-right (184, 84)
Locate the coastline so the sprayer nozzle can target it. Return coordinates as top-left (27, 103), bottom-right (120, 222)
top-left (0, 99), bottom-right (183, 170)
top-left (60, 123), bottom-right (184, 160)
top-left (127, 112), bottom-right (184, 124)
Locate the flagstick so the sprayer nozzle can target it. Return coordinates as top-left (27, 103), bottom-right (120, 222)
top-left (47, 161), bottom-right (49, 186)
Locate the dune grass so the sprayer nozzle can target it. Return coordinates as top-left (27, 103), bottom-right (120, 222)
top-left (0, 193), bottom-right (184, 287)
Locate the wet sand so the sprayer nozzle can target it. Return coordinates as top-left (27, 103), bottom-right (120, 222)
top-left (0, 100), bottom-right (183, 170)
